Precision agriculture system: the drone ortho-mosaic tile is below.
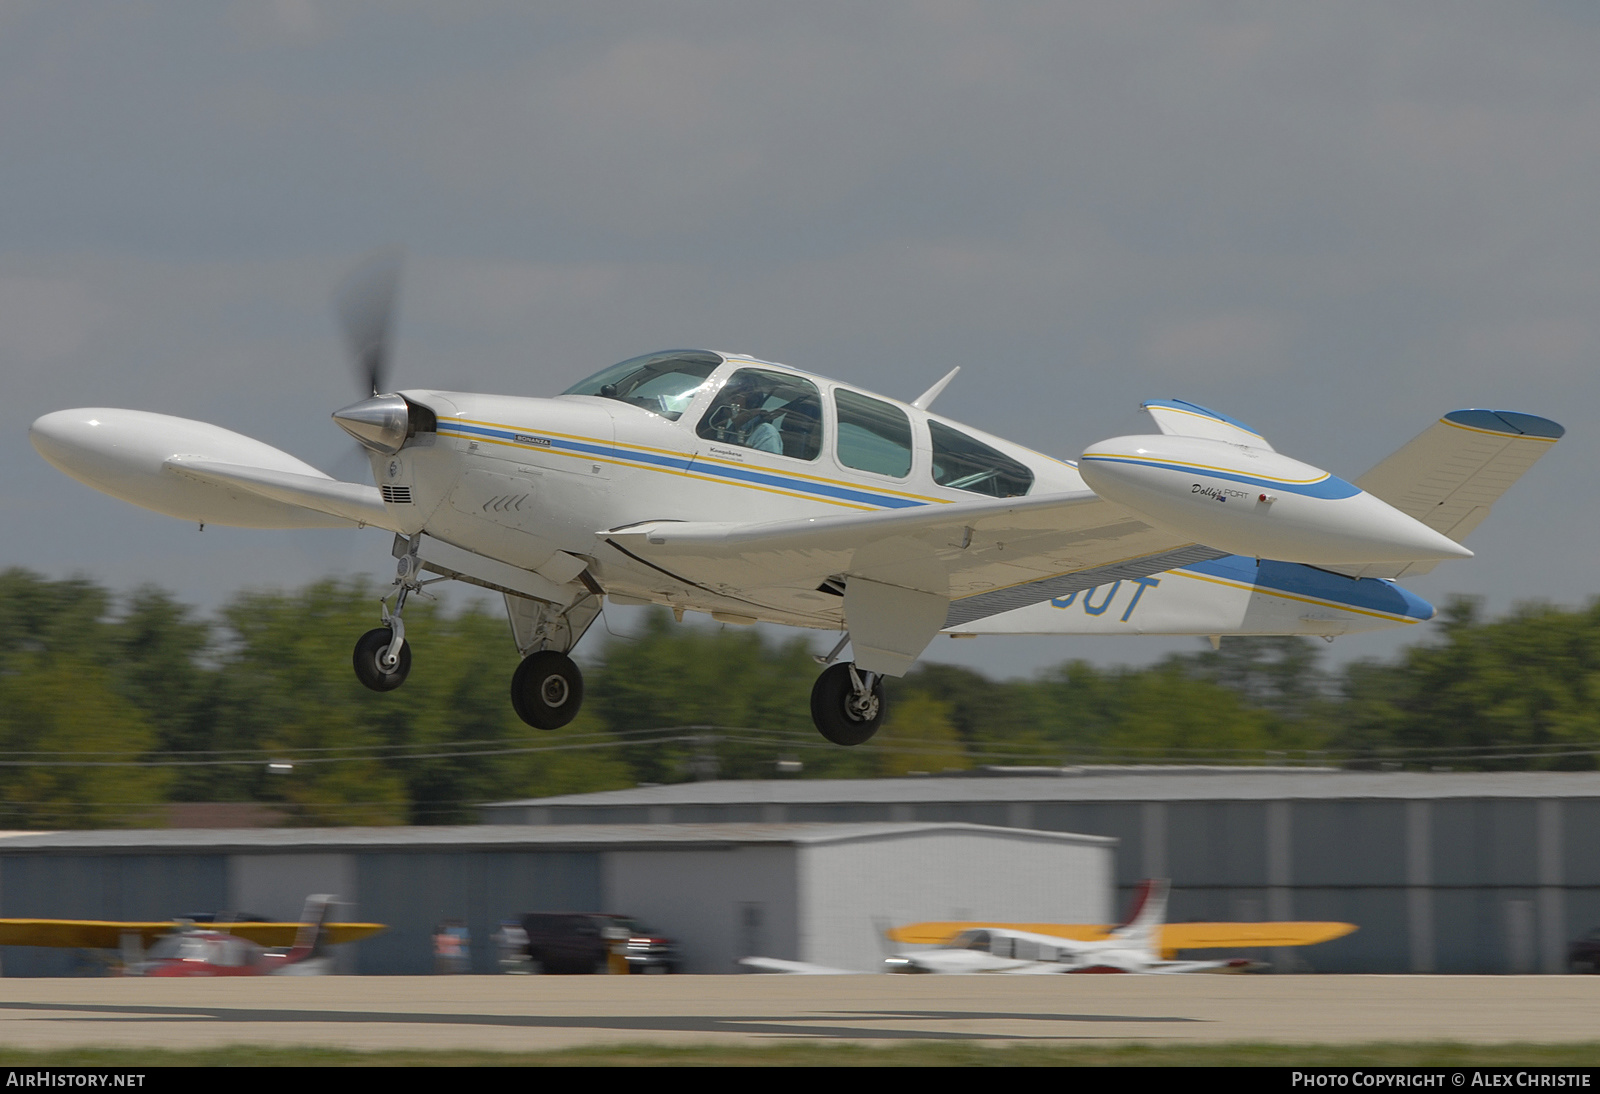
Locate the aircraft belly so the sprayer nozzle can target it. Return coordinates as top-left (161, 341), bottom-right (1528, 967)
top-left (596, 544), bottom-right (846, 629)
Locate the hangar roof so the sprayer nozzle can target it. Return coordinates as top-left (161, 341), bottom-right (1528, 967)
top-left (489, 770), bottom-right (1600, 809)
top-left (0, 821), bottom-right (1112, 854)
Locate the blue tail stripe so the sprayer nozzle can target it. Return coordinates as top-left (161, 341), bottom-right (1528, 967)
top-left (1181, 555), bottom-right (1435, 620)
top-left (1443, 409), bottom-right (1565, 439)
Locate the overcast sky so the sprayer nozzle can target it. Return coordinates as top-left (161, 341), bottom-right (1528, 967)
top-left (5, 2), bottom-right (1597, 678)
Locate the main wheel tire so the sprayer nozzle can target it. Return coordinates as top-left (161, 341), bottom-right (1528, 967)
top-left (353, 628), bottom-right (411, 692)
top-left (810, 662), bottom-right (885, 746)
top-left (511, 650), bottom-right (584, 730)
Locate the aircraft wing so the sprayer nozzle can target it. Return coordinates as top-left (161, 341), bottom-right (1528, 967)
top-left (1158, 921), bottom-right (1357, 950)
top-left (0, 920), bottom-right (177, 949)
top-left (886, 921), bottom-right (1109, 945)
top-left (1142, 959), bottom-right (1266, 974)
top-left (605, 491), bottom-right (1223, 628)
top-left (0, 919), bottom-right (387, 949)
top-left (221, 922), bottom-right (388, 947)
top-left (163, 457), bottom-right (401, 532)
top-left (886, 921), bottom-right (1356, 950)
top-left (739, 956), bottom-right (860, 974)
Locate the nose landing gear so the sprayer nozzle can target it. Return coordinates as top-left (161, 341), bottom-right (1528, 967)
top-left (352, 555), bottom-right (428, 693)
top-left (810, 661), bottom-right (885, 746)
top-left (353, 626), bottom-right (411, 691)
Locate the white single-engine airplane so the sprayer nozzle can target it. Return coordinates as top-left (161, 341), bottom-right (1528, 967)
top-left (30, 258), bottom-right (1564, 745)
top-left (743, 879), bottom-right (1258, 974)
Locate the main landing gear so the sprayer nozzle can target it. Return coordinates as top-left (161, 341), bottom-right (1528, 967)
top-left (810, 661), bottom-right (885, 746)
top-left (510, 650), bottom-right (584, 730)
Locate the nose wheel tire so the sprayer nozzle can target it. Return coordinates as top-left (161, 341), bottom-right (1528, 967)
top-left (353, 627), bottom-right (411, 692)
top-left (511, 651), bottom-right (584, 730)
top-left (810, 662), bottom-right (885, 746)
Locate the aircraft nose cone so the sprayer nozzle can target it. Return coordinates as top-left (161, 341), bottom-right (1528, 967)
top-left (332, 394), bottom-right (409, 455)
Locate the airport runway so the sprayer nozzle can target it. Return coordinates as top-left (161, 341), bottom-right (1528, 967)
top-left (0, 976), bottom-right (1598, 1052)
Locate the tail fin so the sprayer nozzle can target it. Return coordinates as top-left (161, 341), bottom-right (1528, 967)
top-left (1108, 879), bottom-right (1169, 957)
top-left (1331, 409), bottom-right (1563, 580)
top-left (287, 894), bottom-right (335, 961)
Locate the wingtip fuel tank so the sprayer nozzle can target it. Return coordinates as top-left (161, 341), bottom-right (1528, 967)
top-left (1079, 434), bottom-right (1474, 566)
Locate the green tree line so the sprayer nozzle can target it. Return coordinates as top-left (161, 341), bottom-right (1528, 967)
top-left (0, 568), bottom-right (1596, 828)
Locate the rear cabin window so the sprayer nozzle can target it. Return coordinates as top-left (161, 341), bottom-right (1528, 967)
top-left (696, 368), bottom-right (822, 460)
top-left (928, 420), bottom-right (1033, 497)
top-left (834, 389), bottom-right (913, 478)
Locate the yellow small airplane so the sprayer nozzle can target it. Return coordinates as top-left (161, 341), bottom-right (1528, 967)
top-left (887, 917), bottom-right (1355, 961)
top-left (0, 918), bottom-right (385, 950)
top-left (0, 896), bottom-right (385, 977)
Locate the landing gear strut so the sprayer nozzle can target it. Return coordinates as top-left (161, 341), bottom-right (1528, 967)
top-left (511, 650), bottom-right (585, 730)
top-left (810, 662), bottom-right (885, 746)
top-left (353, 560), bottom-right (425, 693)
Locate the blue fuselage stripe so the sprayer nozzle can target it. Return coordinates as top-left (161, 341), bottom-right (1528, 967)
top-left (440, 421), bottom-right (928, 509)
top-left (1081, 455), bottom-right (1362, 499)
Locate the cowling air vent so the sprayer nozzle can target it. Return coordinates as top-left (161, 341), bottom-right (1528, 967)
top-left (381, 485), bottom-right (413, 504)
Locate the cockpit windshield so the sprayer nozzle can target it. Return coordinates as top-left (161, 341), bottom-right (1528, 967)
top-left (561, 350), bottom-right (721, 421)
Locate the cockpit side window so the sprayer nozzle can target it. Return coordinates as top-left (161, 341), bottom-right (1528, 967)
top-left (835, 389), bottom-right (913, 478)
top-left (561, 350), bottom-right (721, 421)
top-left (928, 420), bottom-right (1034, 497)
top-left (696, 368), bottom-right (822, 460)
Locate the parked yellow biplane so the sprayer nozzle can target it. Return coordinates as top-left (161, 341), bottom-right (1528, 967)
top-left (0, 896), bottom-right (385, 976)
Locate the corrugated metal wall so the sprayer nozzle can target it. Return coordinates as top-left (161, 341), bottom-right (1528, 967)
top-left (354, 851), bottom-right (602, 974)
top-left (0, 853), bottom-right (228, 977)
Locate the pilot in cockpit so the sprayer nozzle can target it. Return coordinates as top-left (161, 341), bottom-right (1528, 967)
top-left (700, 370), bottom-right (783, 453)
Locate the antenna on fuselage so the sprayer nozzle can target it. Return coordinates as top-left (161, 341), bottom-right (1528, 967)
top-left (910, 367), bottom-right (960, 410)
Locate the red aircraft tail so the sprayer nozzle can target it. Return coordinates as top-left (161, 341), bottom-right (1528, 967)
top-left (1106, 879), bottom-right (1170, 958)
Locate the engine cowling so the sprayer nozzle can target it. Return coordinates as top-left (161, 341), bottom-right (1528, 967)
top-left (1079, 434), bottom-right (1473, 566)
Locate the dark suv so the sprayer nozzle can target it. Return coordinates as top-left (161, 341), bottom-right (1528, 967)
top-left (1569, 928), bottom-right (1600, 973)
top-left (520, 913), bottom-right (679, 974)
